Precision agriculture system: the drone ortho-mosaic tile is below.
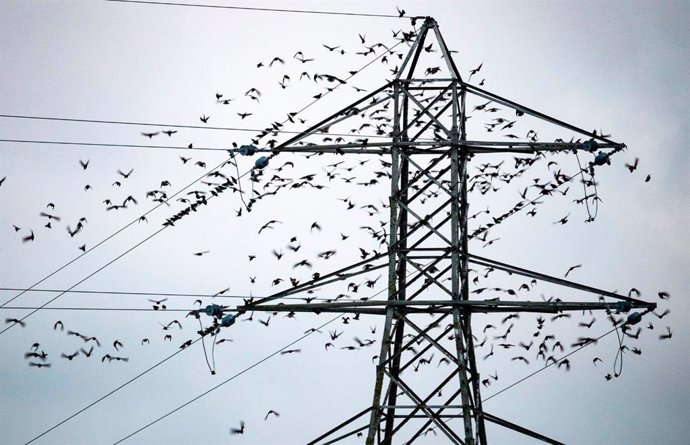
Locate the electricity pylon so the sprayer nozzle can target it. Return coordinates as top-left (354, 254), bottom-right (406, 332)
top-left (227, 17), bottom-right (656, 444)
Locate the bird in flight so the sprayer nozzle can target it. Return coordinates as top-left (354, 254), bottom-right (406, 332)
top-left (230, 421), bottom-right (245, 435)
top-left (625, 158), bottom-right (639, 172)
top-left (564, 264), bottom-right (581, 277)
top-left (29, 362), bottom-right (51, 368)
top-left (258, 219), bottom-right (282, 234)
top-left (659, 327), bottom-right (672, 340)
top-left (264, 410), bottom-right (280, 420)
top-left (270, 56), bottom-right (285, 67)
top-left (5, 318), bottom-right (26, 327)
top-left (468, 63), bottom-right (483, 81)
top-left (118, 168), bottom-right (134, 178)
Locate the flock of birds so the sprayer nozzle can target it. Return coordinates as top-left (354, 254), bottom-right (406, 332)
top-left (1, 11), bottom-right (672, 440)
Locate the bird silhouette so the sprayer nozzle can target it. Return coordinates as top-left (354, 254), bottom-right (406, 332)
top-left (117, 168), bottom-right (134, 178)
top-left (468, 63), bottom-right (483, 81)
top-left (659, 327), bottom-right (672, 340)
top-left (5, 318), bottom-right (26, 327)
top-left (269, 56), bottom-right (285, 67)
top-left (264, 410), bottom-right (280, 420)
top-left (230, 421), bottom-right (245, 435)
top-left (564, 264), bottom-right (581, 277)
top-left (29, 362), bottom-right (51, 368)
top-left (625, 158), bottom-right (639, 172)
top-left (39, 212), bottom-right (61, 221)
top-left (280, 349), bottom-right (301, 355)
top-left (80, 346), bottom-right (94, 357)
top-left (61, 350), bottom-right (80, 360)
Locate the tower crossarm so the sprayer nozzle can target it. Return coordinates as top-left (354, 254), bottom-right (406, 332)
top-left (233, 299), bottom-right (652, 316)
top-left (271, 140), bottom-right (624, 155)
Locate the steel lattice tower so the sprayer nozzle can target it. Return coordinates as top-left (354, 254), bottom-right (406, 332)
top-left (228, 17), bottom-right (656, 444)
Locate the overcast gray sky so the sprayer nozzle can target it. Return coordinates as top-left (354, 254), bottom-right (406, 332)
top-left (1, 1), bottom-right (688, 444)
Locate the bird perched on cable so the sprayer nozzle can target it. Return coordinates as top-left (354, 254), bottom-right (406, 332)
top-left (149, 298), bottom-right (167, 310)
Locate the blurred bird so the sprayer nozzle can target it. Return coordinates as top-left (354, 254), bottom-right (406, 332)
top-left (564, 264), bottom-right (581, 277)
top-left (264, 410), bottom-right (280, 420)
top-left (5, 318), bottom-right (25, 327)
top-left (230, 421), bottom-right (245, 435)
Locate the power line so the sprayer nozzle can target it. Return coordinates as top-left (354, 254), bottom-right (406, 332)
top-left (22, 260), bottom-right (402, 443)
top-left (482, 324), bottom-right (621, 403)
top-left (1, 227), bottom-right (170, 336)
top-left (0, 134), bottom-right (403, 153)
top-left (0, 138), bottom-right (233, 152)
top-left (24, 312), bottom-right (341, 444)
top-left (0, 31), bottom-right (400, 330)
top-left (105, 0), bottom-right (406, 19)
top-left (113, 259), bottom-right (421, 443)
top-left (0, 117), bottom-right (399, 140)
top-left (0, 287), bottom-right (248, 299)
top-left (0, 114), bottom-right (265, 132)
top-left (24, 336), bottom-right (203, 445)
top-left (112, 313), bottom-right (342, 444)
top-left (2, 306), bottom-right (193, 312)
top-left (0, 287), bottom-right (344, 304)
top-left (0, 152), bottom-right (243, 333)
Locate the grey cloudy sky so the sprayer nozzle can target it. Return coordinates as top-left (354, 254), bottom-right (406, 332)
top-left (1, 1), bottom-right (688, 444)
